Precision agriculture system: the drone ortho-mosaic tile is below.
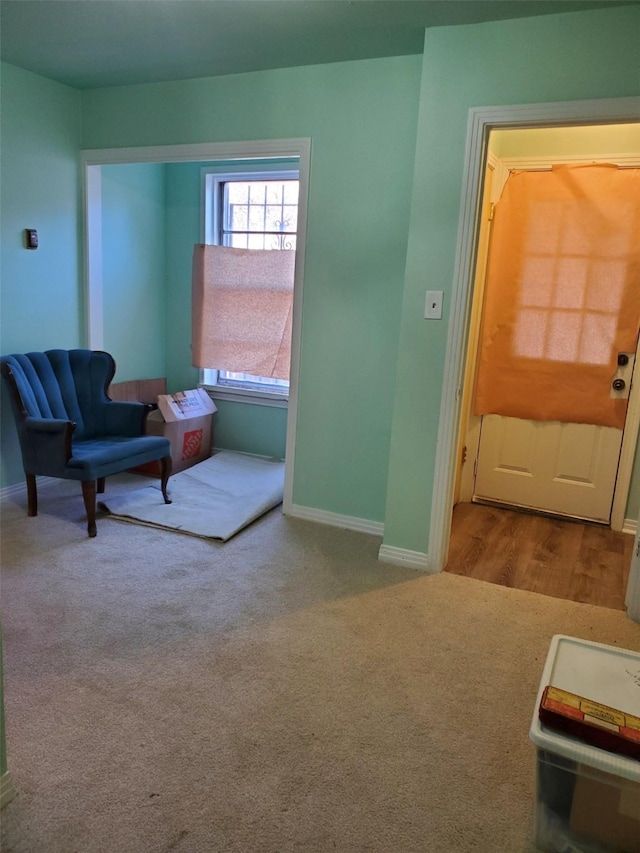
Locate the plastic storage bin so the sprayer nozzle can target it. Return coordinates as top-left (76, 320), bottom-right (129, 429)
top-left (529, 635), bottom-right (640, 853)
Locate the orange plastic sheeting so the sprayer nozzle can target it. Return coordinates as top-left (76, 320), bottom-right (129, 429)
top-left (474, 165), bottom-right (640, 429)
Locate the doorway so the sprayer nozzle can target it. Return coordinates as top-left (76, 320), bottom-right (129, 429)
top-left (456, 125), bottom-right (640, 528)
top-left (446, 123), bottom-right (640, 603)
top-left (445, 501), bottom-right (634, 609)
top-left (425, 98), bottom-right (640, 621)
top-left (82, 138), bottom-right (311, 514)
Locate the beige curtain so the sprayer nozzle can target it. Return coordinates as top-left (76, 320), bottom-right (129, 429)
top-left (192, 245), bottom-right (295, 380)
top-left (474, 165), bottom-right (640, 429)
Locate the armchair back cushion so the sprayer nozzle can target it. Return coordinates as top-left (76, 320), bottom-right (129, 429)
top-left (7, 350), bottom-right (120, 439)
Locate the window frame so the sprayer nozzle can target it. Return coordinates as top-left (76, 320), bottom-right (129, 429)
top-left (199, 164), bottom-right (300, 407)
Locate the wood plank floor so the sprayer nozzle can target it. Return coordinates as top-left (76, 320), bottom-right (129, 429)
top-left (445, 502), bottom-right (633, 610)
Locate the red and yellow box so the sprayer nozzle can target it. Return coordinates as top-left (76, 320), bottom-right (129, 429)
top-left (539, 685), bottom-right (640, 760)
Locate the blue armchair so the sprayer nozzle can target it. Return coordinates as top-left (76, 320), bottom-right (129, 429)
top-left (1, 349), bottom-right (172, 537)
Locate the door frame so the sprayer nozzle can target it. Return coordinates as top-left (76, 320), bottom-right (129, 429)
top-left (626, 514), bottom-right (640, 622)
top-left (428, 97), bottom-right (640, 574)
top-left (81, 138), bottom-right (312, 515)
top-left (458, 148), bottom-right (640, 528)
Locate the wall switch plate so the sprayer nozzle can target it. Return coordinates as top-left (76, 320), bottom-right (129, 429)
top-left (25, 229), bottom-right (38, 249)
top-left (425, 290), bottom-right (443, 319)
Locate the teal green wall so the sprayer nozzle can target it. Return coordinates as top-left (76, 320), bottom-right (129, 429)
top-left (0, 62), bottom-right (82, 488)
top-left (101, 163), bottom-right (167, 381)
top-left (82, 55), bottom-right (423, 521)
top-left (213, 400), bottom-right (287, 459)
top-left (163, 161), bottom-right (202, 393)
top-left (383, 5), bottom-right (640, 552)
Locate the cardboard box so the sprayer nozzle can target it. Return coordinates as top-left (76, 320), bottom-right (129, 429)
top-left (133, 388), bottom-right (217, 476)
top-left (109, 377), bottom-right (167, 404)
top-left (570, 766), bottom-right (640, 853)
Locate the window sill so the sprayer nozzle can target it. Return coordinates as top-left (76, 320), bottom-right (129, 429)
top-left (201, 384), bottom-right (288, 409)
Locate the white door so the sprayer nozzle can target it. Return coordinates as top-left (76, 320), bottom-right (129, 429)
top-left (474, 416), bottom-right (623, 522)
top-left (474, 347), bottom-right (636, 523)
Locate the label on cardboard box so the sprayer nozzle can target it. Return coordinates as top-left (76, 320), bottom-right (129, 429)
top-left (157, 388), bottom-right (217, 422)
top-left (181, 428), bottom-right (204, 461)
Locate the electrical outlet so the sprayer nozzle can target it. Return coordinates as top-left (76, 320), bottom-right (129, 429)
top-left (425, 290), bottom-right (443, 320)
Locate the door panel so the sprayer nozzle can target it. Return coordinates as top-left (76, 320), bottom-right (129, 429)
top-left (553, 423), bottom-right (600, 484)
top-left (474, 415), bottom-right (623, 522)
top-left (497, 417), bottom-right (537, 475)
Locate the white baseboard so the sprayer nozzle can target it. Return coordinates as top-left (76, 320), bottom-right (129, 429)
top-left (0, 475), bottom-right (57, 503)
top-left (0, 771), bottom-right (18, 809)
top-left (623, 517), bottom-right (638, 536)
top-left (378, 544), bottom-right (435, 572)
top-left (0, 479), bottom-right (29, 502)
top-left (287, 504), bottom-right (384, 537)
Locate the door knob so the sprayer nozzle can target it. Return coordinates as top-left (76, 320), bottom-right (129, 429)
top-left (612, 378), bottom-right (626, 391)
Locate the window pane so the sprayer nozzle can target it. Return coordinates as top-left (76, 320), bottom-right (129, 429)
top-left (520, 256), bottom-right (554, 307)
top-left (228, 204), bottom-right (247, 231)
top-left (554, 258), bottom-right (588, 309)
top-left (579, 313), bottom-right (616, 366)
top-left (219, 370), bottom-right (289, 391)
top-left (546, 311), bottom-right (580, 362)
top-left (247, 233), bottom-right (266, 250)
top-left (514, 308), bottom-right (547, 359)
top-left (227, 183), bottom-right (250, 204)
top-left (283, 183), bottom-right (299, 204)
top-left (248, 204), bottom-right (266, 232)
top-left (265, 183), bottom-right (284, 203)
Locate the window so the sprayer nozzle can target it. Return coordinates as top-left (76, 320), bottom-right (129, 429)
top-left (514, 198), bottom-right (624, 366)
top-left (200, 166), bottom-right (299, 402)
top-left (221, 180), bottom-right (298, 250)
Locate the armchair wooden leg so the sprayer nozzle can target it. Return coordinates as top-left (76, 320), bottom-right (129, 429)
top-left (26, 473), bottom-right (37, 517)
top-left (81, 480), bottom-right (97, 538)
top-left (97, 477), bottom-right (106, 494)
top-left (160, 456), bottom-right (172, 504)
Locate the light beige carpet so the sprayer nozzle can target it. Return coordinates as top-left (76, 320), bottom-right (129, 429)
top-left (1, 475), bottom-right (639, 853)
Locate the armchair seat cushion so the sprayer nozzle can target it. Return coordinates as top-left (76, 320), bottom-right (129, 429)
top-left (66, 435), bottom-right (171, 480)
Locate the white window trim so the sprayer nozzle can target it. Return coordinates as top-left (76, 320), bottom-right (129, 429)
top-left (199, 164), bottom-right (299, 402)
top-left (201, 369), bottom-right (289, 408)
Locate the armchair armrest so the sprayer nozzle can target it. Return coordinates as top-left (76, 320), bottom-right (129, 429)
top-left (24, 417), bottom-right (71, 433)
top-left (23, 417), bottom-right (75, 473)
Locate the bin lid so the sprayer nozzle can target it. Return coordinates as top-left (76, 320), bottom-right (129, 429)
top-left (529, 635), bottom-right (640, 782)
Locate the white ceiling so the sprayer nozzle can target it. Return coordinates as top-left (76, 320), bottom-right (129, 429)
top-left (1, 0), bottom-right (633, 89)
